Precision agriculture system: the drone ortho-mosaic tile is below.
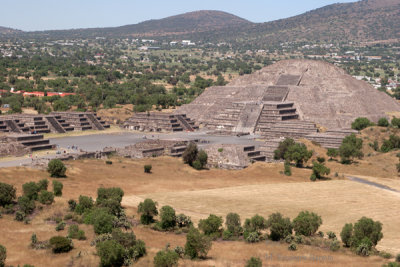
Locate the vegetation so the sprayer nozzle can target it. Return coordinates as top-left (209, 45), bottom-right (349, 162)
top-left (184, 227), bottom-right (212, 259)
top-left (0, 244), bottom-right (5, 267)
top-left (378, 117), bottom-right (389, 127)
top-left (310, 161), bottom-right (330, 181)
top-left (339, 134), bottom-right (363, 164)
top-left (67, 225), bottom-right (86, 240)
top-left (292, 211), bottom-right (322, 236)
top-left (138, 198), bottom-right (158, 225)
top-left (159, 205), bottom-right (177, 230)
top-left (49, 236), bottom-right (73, 253)
top-left (0, 182), bottom-right (16, 207)
top-left (144, 164), bottom-right (152, 173)
top-left (38, 190), bottom-right (54, 205)
top-left (225, 213), bottom-right (242, 238)
top-left (274, 138), bottom-right (312, 167)
top-left (153, 248), bottom-right (180, 267)
top-left (47, 159), bottom-right (67, 178)
top-left (351, 117), bottom-right (374, 130)
top-left (198, 214), bottom-right (223, 237)
top-left (245, 257), bottom-right (262, 267)
top-left (182, 143), bottom-right (208, 170)
top-left (266, 212), bottom-right (293, 241)
top-left (52, 180), bottom-right (63, 196)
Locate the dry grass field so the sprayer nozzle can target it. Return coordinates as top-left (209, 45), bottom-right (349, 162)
top-left (0, 155), bottom-right (398, 266)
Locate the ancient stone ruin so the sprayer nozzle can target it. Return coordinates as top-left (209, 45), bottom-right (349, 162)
top-left (123, 112), bottom-right (198, 132)
top-left (0, 112), bottom-right (110, 134)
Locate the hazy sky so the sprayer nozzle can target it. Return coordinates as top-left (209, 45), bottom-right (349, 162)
top-left (1, 0), bottom-right (357, 31)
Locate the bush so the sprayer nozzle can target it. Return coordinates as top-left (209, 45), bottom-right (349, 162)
top-left (327, 148), bottom-right (338, 160)
top-left (381, 140), bottom-right (393, 153)
top-left (340, 223), bottom-right (353, 247)
top-left (105, 160), bottom-right (112, 165)
top-left (15, 211), bottom-right (25, 221)
top-left (356, 238), bottom-right (372, 256)
top-left (225, 213), bottom-right (242, 236)
top-left (176, 213), bottom-right (192, 228)
top-left (47, 159), bottom-right (67, 177)
top-left (327, 231), bottom-right (336, 239)
top-left (0, 182), bottom-right (16, 207)
top-left (339, 134), bottom-right (363, 163)
top-left (49, 236), bottom-right (73, 253)
top-left (68, 225), bottom-right (86, 240)
top-left (274, 138), bottom-right (296, 160)
top-left (288, 242), bottom-right (297, 251)
top-left (311, 161), bottom-right (330, 180)
top-left (330, 240), bottom-right (341, 251)
top-left (55, 221), bottom-right (66, 231)
top-left (245, 232), bottom-right (260, 243)
top-left (74, 195), bottom-right (94, 214)
top-left (284, 143), bottom-right (313, 167)
top-left (192, 160), bottom-right (203, 170)
top-left (52, 180), bottom-right (63, 196)
top-left (160, 206), bottom-right (176, 230)
top-left (18, 195), bottom-right (35, 214)
top-left (352, 217), bottom-right (383, 247)
top-left (243, 214), bottom-right (267, 233)
top-left (198, 214), bottom-right (223, 236)
top-left (266, 213), bottom-right (293, 241)
top-left (38, 190), bottom-right (54, 205)
top-left (91, 209), bottom-right (115, 234)
top-left (68, 199), bottom-right (77, 211)
top-left (392, 117), bottom-right (400, 128)
top-left (197, 150), bottom-right (208, 168)
top-left (317, 157), bottom-right (326, 163)
top-left (174, 246), bottom-right (184, 258)
top-left (96, 240), bottom-right (125, 267)
top-left (378, 117), bottom-right (389, 127)
top-left (144, 164), bottom-right (152, 173)
top-left (96, 187), bottom-right (124, 216)
top-left (292, 211), bottom-right (322, 236)
top-left (396, 253), bottom-right (400, 262)
top-left (184, 227), bottom-right (212, 259)
top-left (0, 244), bottom-right (6, 267)
top-left (138, 198), bottom-right (158, 225)
top-left (37, 179), bottom-right (48, 191)
top-left (153, 249), bottom-right (179, 267)
top-left (182, 143), bottom-right (198, 166)
top-left (351, 117), bottom-right (374, 130)
top-left (284, 161), bottom-right (291, 176)
top-left (245, 257), bottom-right (262, 267)
top-left (22, 182), bottom-right (39, 200)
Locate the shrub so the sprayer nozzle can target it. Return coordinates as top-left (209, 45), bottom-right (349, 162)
top-left (245, 232), bottom-right (260, 243)
top-left (396, 253), bottom-right (400, 262)
top-left (294, 235), bottom-right (303, 244)
top-left (105, 160), bottom-right (112, 165)
top-left (318, 231), bottom-right (324, 237)
top-left (392, 117), bottom-right (400, 128)
top-left (198, 214), bottom-right (223, 236)
top-left (176, 213), bottom-right (192, 228)
top-left (0, 244), bottom-right (6, 267)
top-left (144, 164), bottom-right (152, 173)
top-left (37, 179), bottom-right (48, 191)
top-left (381, 140), bottom-right (393, 152)
top-left (356, 238), bottom-right (372, 256)
top-left (74, 195), bottom-right (94, 214)
top-left (174, 246), bottom-right (184, 258)
top-left (288, 243), bottom-right (297, 251)
top-left (284, 161), bottom-right (291, 176)
top-left (68, 199), bottom-right (77, 211)
top-left (15, 211), bottom-right (25, 221)
top-left (339, 134), bottom-right (363, 163)
top-left (245, 257), bottom-right (262, 267)
top-left (96, 187), bottom-right (124, 216)
top-left (351, 117), bottom-right (373, 130)
top-left (352, 217), bottom-right (383, 247)
top-left (0, 182), bottom-right (16, 207)
top-left (222, 230), bottom-right (233, 240)
top-left (243, 214), bottom-right (267, 233)
top-left (22, 182), bottom-right (39, 200)
top-left (274, 138), bottom-right (296, 160)
top-left (182, 142), bottom-right (198, 166)
top-left (96, 240), bottom-right (125, 267)
top-left (284, 143), bottom-right (313, 167)
top-left (184, 227), bottom-right (212, 259)
top-left (47, 159), bottom-right (66, 177)
top-left (68, 225), bottom-right (86, 240)
top-left (266, 212), bottom-right (293, 241)
top-left (38, 190), bottom-right (54, 205)
top-left (18, 195), bottom-right (35, 214)
top-left (153, 249), bottom-right (179, 267)
top-left (197, 150), bottom-right (208, 168)
top-left (327, 231), bottom-right (336, 239)
top-left (225, 213), bottom-right (242, 236)
top-left (340, 223), bottom-right (353, 247)
top-left (91, 209), bottom-right (115, 234)
top-left (311, 161), bottom-right (330, 180)
top-left (317, 157), bottom-right (326, 163)
top-left (292, 211), bottom-right (322, 236)
top-left (330, 240), bottom-right (341, 251)
top-left (138, 198), bottom-right (158, 225)
top-left (52, 181), bottom-right (63, 196)
top-left (192, 160), bottom-right (203, 170)
top-left (378, 117), bottom-right (389, 127)
top-left (55, 221), bottom-right (66, 231)
top-left (31, 233), bottom-right (38, 245)
top-left (49, 236), bottom-right (73, 253)
top-left (327, 148), bottom-right (338, 160)
top-left (160, 206), bottom-right (176, 230)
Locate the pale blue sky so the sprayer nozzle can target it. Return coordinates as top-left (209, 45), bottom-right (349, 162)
top-left (0, 0), bottom-right (357, 31)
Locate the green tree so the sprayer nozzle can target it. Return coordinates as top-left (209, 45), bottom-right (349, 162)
top-left (160, 206), bottom-right (176, 230)
top-left (52, 180), bottom-right (63, 196)
top-left (0, 244), bottom-right (6, 267)
top-left (96, 240), bottom-right (125, 267)
top-left (92, 209), bottom-right (115, 234)
top-left (339, 134), bottom-right (363, 163)
top-left (352, 217), bottom-right (383, 247)
top-left (198, 214), bottom-right (223, 236)
top-left (38, 190), bottom-right (54, 205)
top-left (74, 195), bottom-right (94, 214)
top-left (245, 257), bottom-right (262, 267)
top-left (292, 211), bottom-right (322, 236)
top-left (310, 161), bottom-right (330, 181)
top-left (47, 159), bottom-right (66, 177)
top-left (274, 138), bottom-right (296, 160)
top-left (153, 249), bottom-right (179, 267)
top-left (184, 227), bottom-right (212, 259)
top-left (266, 213), bottom-right (293, 241)
top-left (18, 195), bottom-right (35, 214)
top-left (327, 148), bottom-right (338, 160)
top-left (351, 117), bottom-right (373, 130)
top-left (340, 223), bottom-right (353, 247)
top-left (197, 150), bottom-right (208, 169)
top-left (284, 143), bottom-right (313, 167)
top-left (0, 182), bottom-right (16, 206)
top-left (22, 182), bottom-right (39, 200)
top-left (138, 198), bottom-right (158, 224)
top-left (49, 236), bottom-right (73, 253)
top-left (37, 179), bottom-right (48, 191)
top-left (225, 213), bottom-right (242, 236)
top-left (378, 117), bottom-right (389, 127)
top-left (182, 143), bottom-right (198, 166)
top-left (392, 117), bottom-right (400, 128)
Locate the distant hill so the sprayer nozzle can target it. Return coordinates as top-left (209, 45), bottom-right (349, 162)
top-left (0, 26), bottom-right (20, 34)
top-left (6, 0), bottom-right (400, 44)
